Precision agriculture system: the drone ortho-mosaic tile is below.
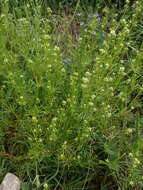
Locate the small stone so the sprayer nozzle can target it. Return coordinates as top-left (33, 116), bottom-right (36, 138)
top-left (0, 173), bottom-right (20, 190)
top-left (0, 184), bottom-right (4, 190)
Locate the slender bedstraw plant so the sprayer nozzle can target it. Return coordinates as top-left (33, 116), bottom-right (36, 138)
top-left (0, 0), bottom-right (143, 189)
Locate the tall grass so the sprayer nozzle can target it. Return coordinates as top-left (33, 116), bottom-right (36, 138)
top-left (0, 0), bottom-right (143, 189)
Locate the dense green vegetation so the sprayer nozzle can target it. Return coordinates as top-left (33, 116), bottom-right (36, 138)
top-left (0, 0), bottom-right (143, 189)
top-left (0, 0), bottom-right (136, 14)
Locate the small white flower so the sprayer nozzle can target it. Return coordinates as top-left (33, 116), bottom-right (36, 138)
top-left (129, 181), bottom-right (134, 186)
top-left (129, 153), bottom-right (133, 157)
top-left (110, 87), bottom-right (114, 91)
top-left (47, 64), bottom-right (51, 68)
top-left (134, 158), bottom-right (140, 165)
top-left (109, 77), bottom-right (113, 82)
top-left (120, 66), bottom-right (125, 72)
top-left (82, 77), bottom-right (89, 83)
top-left (121, 19), bottom-right (126, 25)
top-left (89, 102), bottom-right (94, 106)
top-left (124, 27), bottom-right (129, 34)
top-left (43, 34), bottom-right (50, 39)
top-left (107, 112), bottom-right (112, 118)
top-left (105, 63), bottom-right (109, 68)
top-left (110, 30), bottom-right (116, 36)
top-left (54, 46), bottom-right (60, 51)
top-left (107, 105), bottom-right (111, 109)
top-left (61, 68), bottom-right (65, 72)
top-left (62, 101), bottom-right (66, 105)
top-left (104, 77), bottom-right (109, 82)
top-left (28, 59), bottom-right (33, 64)
top-left (32, 116), bottom-right (36, 120)
top-left (91, 95), bottom-right (96, 99)
top-left (100, 49), bottom-right (106, 54)
top-left (44, 183), bottom-right (48, 189)
top-left (85, 71), bottom-right (91, 77)
top-left (53, 117), bottom-right (58, 122)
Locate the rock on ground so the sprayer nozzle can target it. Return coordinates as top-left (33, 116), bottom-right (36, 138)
top-left (0, 173), bottom-right (20, 190)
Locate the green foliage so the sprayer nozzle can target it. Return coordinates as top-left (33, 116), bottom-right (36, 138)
top-left (0, 0), bottom-right (135, 15)
top-left (0, 0), bottom-right (143, 189)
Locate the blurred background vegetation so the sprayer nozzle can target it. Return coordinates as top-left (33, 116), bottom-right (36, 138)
top-left (0, 0), bottom-right (135, 15)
